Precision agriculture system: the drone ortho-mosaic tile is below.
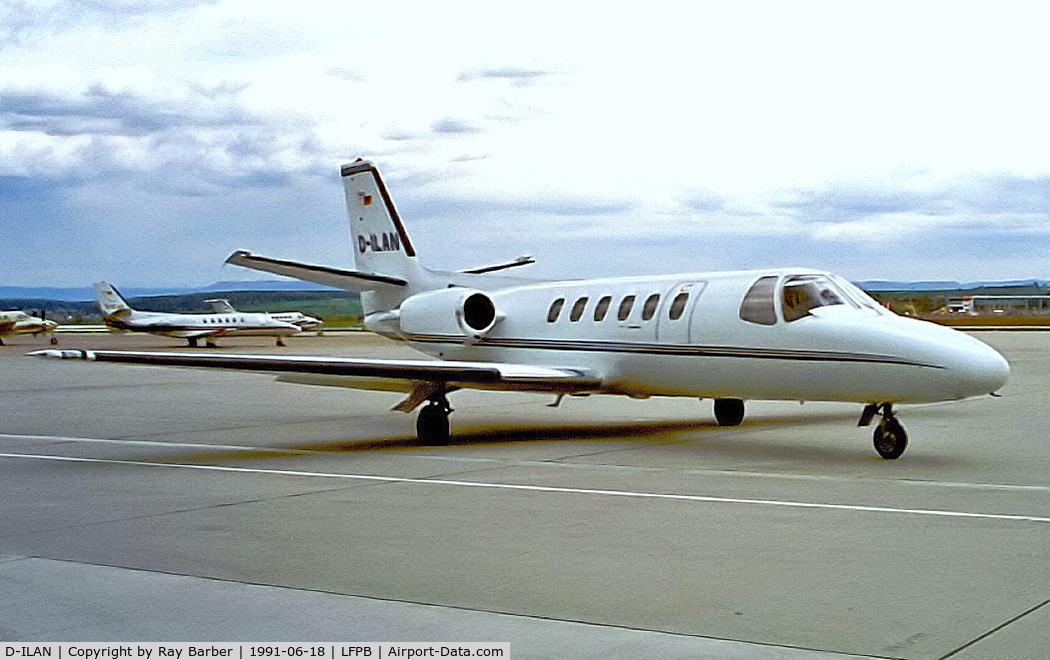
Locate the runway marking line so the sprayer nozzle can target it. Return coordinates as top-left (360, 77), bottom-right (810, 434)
top-left (0, 433), bottom-right (311, 454)
top-left (2, 451), bottom-right (1049, 525)
top-left (6, 432), bottom-right (1050, 493)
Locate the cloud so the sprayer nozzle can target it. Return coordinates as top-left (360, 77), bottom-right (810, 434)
top-left (0, 79), bottom-right (333, 193)
top-left (681, 191), bottom-right (728, 214)
top-left (3, 2), bottom-right (1050, 286)
top-left (0, 83), bottom-right (256, 137)
top-left (457, 67), bottom-right (556, 86)
top-left (771, 186), bottom-right (949, 223)
top-left (410, 195), bottom-right (633, 221)
top-left (953, 174), bottom-right (1050, 214)
top-left (430, 118), bottom-right (482, 135)
top-left (327, 67), bottom-right (364, 82)
top-left (0, 0), bottom-right (217, 46)
top-left (756, 175), bottom-right (1050, 245)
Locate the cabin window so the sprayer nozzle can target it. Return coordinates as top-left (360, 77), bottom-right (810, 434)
top-left (570, 296), bottom-right (589, 322)
top-left (668, 292), bottom-right (689, 320)
top-left (642, 294), bottom-right (660, 321)
top-left (547, 298), bottom-right (565, 323)
top-left (740, 276), bottom-right (778, 325)
top-left (617, 295), bottom-right (636, 321)
top-left (594, 295), bottom-right (612, 322)
top-left (782, 275), bottom-right (847, 322)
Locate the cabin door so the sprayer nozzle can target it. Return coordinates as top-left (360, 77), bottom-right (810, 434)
top-left (656, 281), bottom-right (705, 344)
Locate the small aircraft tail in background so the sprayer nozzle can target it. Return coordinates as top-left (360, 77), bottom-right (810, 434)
top-left (94, 282), bottom-right (134, 320)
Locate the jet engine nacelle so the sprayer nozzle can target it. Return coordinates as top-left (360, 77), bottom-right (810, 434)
top-left (398, 288), bottom-right (501, 342)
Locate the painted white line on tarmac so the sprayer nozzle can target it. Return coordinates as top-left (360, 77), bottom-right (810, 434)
top-left (0, 433), bottom-right (311, 454)
top-left (1, 451), bottom-right (1048, 525)
top-left (6, 432), bottom-right (1050, 493)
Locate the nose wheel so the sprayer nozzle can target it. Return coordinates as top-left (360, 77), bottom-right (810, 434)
top-left (860, 403), bottom-right (908, 459)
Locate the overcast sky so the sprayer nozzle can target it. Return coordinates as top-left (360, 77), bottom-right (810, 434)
top-left (2, 1), bottom-right (1048, 288)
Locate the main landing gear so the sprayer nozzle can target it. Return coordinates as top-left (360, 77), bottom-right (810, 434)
top-left (416, 391), bottom-right (453, 446)
top-left (713, 398), bottom-right (745, 427)
top-left (859, 403), bottom-right (908, 459)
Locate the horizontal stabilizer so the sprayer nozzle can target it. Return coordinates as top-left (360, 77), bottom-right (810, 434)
top-left (225, 250), bottom-right (407, 291)
top-left (28, 350), bottom-right (602, 394)
top-left (460, 255), bottom-right (536, 275)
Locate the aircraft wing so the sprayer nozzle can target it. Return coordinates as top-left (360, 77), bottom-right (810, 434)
top-left (166, 330), bottom-right (220, 339)
top-left (29, 350), bottom-right (603, 399)
top-left (226, 250), bottom-right (407, 290)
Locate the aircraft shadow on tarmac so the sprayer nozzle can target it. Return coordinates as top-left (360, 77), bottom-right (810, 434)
top-left (149, 407), bottom-right (968, 467)
top-left (294, 408), bottom-right (865, 452)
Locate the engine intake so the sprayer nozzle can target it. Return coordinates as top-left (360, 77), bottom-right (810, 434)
top-left (461, 292), bottom-right (497, 333)
top-left (398, 288), bottom-right (502, 343)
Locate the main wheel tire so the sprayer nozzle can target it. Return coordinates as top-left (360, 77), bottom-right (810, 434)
top-left (714, 398), bottom-right (745, 427)
top-left (417, 404), bottom-right (450, 446)
top-left (873, 417), bottom-right (908, 459)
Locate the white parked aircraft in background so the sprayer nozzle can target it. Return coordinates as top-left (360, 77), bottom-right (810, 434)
top-left (36, 161), bottom-right (1010, 459)
top-left (205, 299), bottom-right (323, 331)
top-left (94, 282), bottom-right (301, 347)
top-left (1, 310), bottom-right (58, 345)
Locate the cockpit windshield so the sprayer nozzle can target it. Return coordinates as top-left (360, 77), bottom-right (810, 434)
top-left (781, 275), bottom-right (849, 322)
top-left (831, 276), bottom-right (886, 314)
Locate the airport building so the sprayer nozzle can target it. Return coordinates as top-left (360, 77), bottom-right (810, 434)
top-left (946, 294), bottom-right (1050, 316)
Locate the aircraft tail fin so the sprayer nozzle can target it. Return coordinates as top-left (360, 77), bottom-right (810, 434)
top-left (93, 282), bottom-right (133, 319)
top-left (341, 159), bottom-right (422, 284)
top-left (205, 299), bottom-right (237, 314)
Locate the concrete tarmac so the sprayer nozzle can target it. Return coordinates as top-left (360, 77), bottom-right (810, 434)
top-left (1, 331), bottom-right (1047, 658)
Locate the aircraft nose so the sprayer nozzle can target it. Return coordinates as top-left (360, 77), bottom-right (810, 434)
top-left (884, 318), bottom-right (1011, 401)
top-left (940, 332), bottom-right (1010, 398)
top-left (968, 340), bottom-right (1010, 394)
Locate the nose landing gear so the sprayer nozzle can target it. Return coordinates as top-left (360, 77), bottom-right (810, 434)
top-left (859, 403), bottom-right (908, 459)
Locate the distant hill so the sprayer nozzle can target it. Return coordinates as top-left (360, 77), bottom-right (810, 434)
top-left (0, 280), bottom-right (340, 303)
top-left (858, 279), bottom-right (1050, 292)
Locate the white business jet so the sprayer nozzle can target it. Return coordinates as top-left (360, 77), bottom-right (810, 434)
top-left (37, 160), bottom-right (1010, 459)
top-left (0, 310), bottom-right (58, 345)
top-left (205, 299), bottom-right (323, 332)
top-left (94, 282), bottom-right (301, 347)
